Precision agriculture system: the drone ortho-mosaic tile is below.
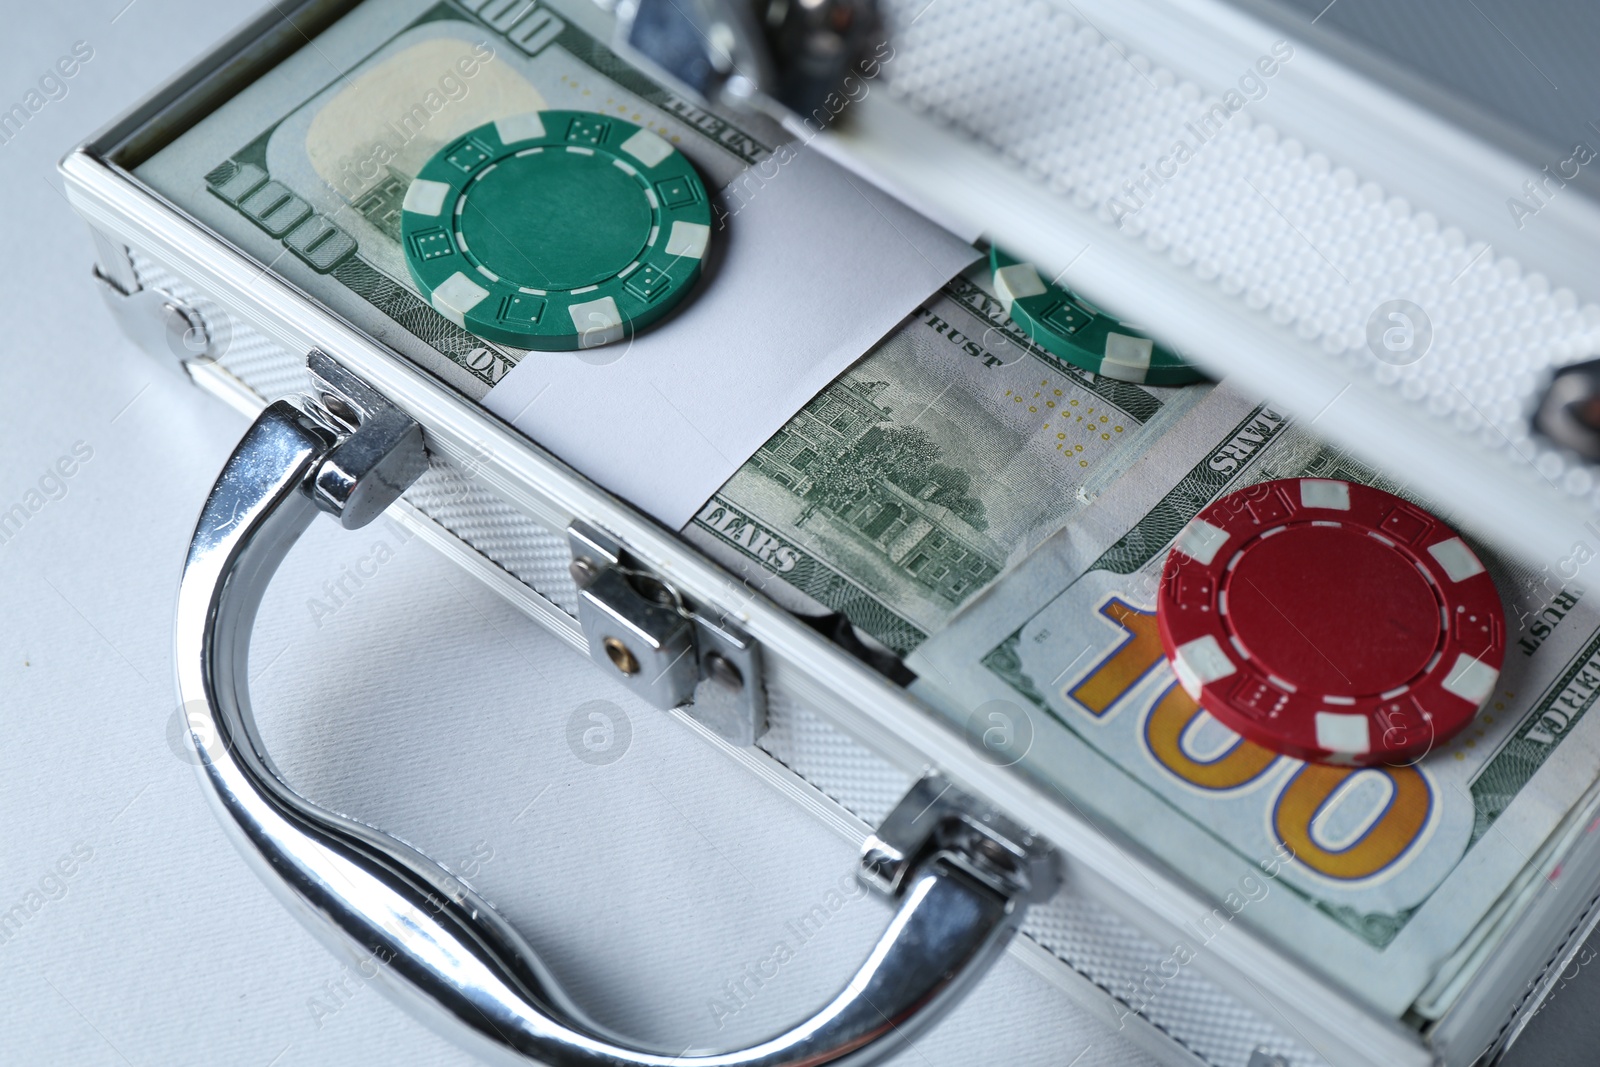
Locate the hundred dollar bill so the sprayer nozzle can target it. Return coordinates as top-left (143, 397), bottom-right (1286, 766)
top-left (907, 383), bottom-right (1600, 1017)
top-left (134, 0), bottom-right (784, 399)
top-left (684, 268), bottom-right (1196, 654)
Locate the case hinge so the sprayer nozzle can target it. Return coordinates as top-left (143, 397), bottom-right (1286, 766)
top-left (89, 230), bottom-right (223, 378)
top-left (305, 351), bottom-right (429, 529)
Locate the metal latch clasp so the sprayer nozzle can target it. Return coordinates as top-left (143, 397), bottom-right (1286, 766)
top-left (568, 521), bottom-right (766, 745)
top-left (862, 774), bottom-right (1059, 905)
top-left (305, 352), bottom-right (428, 529)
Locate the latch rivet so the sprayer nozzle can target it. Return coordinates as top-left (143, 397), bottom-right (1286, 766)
top-left (162, 302), bottom-right (209, 360)
top-left (976, 838), bottom-right (1019, 874)
top-left (603, 636), bottom-right (640, 676)
top-left (320, 391), bottom-right (360, 427)
top-left (569, 556), bottom-right (600, 589)
top-left (704, 651), bottom-right (743, 691)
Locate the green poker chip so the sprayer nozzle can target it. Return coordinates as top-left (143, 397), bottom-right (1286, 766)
top-left (402, 110), bottom-right (712, 351)
top-left (989, 247), bottom-right (1205, 385)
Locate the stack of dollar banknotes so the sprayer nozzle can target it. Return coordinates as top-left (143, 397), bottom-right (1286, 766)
top-left (124, 0), bottom-right (1600, 1033)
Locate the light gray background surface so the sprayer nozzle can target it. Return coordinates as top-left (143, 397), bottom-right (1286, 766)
top-left (0, 3), bottom-right (1153, 1066)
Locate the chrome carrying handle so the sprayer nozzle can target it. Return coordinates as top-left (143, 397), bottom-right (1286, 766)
top-left (175, 355), bottom-right (1058, 1067)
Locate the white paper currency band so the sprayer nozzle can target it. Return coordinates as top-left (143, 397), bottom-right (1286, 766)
top-left (482, 145), bottom-right (981, 528)
top-left (174, 392), bottom-right (1045, 1067)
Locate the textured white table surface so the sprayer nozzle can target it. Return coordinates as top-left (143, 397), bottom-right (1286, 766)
top-left (0, 3), bottom-right (1157, 1065)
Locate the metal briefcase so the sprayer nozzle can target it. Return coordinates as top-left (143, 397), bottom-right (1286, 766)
top-left (61, 1), bottom-right (1600, 1064)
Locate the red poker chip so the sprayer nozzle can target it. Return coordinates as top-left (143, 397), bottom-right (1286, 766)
top-left (1156, 478), bottom-right (1505, 766)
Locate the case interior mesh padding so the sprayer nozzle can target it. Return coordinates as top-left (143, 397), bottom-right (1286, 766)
top-left (881, 0), bottom-right (1600, 511)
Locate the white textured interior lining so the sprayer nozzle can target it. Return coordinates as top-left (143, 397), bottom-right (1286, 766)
top-left (880, 0), bottom-right (1600, 510)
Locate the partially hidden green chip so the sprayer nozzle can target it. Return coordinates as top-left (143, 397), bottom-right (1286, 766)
top-left (990, 247), bottom-right (1205, 385)
top-left (402, 110), bottom-right (712, 350)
